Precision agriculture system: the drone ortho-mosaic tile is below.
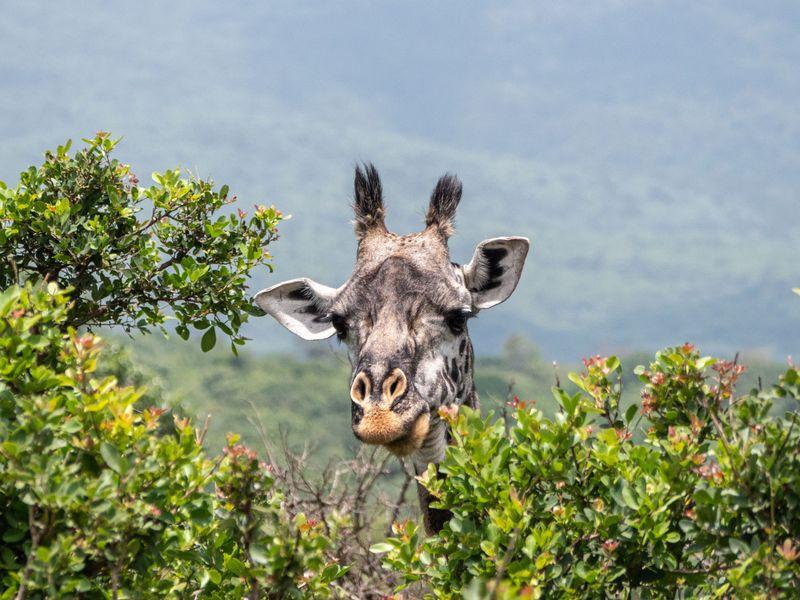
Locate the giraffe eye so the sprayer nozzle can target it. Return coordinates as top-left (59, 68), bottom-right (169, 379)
top-left (329, 314), bottom-right (349, 340)
top-left (444, 309), bottom-right (471, 335)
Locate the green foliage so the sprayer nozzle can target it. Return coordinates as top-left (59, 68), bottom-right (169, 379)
top-left (0, 133), bottom-right (282, 351)
top-left (0, 283), bottom-right (346, 597)
top-left (0, 138), bottom-right (349, 598)
top-left (377, 346), bottom-right (800, 598)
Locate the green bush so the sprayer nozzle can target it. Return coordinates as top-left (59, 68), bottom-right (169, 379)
top-left (0, 283), bottom-right (347, 597)
top-left (0, 137), bottom-right (350, 598)
top-left (376, 346), bottom-right (800, 598)
top-left (0, 133), bottom-right (282, 351)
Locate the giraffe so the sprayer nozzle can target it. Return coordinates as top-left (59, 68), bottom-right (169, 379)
top-left (254, 164), bottom-right (529, 532)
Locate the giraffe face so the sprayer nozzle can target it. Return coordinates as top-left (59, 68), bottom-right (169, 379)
top-left (329, 239), bottom-right (475, 458)
top-left (255, 166), bottom-right (529, 462)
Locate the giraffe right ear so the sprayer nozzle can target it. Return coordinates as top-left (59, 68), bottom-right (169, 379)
top-left (463, 237), bottom-right (530, 310)
top-left (253, 278), bottom-right (339, 340)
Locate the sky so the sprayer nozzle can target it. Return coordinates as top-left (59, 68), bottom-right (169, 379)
top-left (1, 1), bottom-right (798, 361)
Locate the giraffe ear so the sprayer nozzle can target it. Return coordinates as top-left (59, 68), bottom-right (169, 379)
top-left (253, 278), bottom-right (339, 340)
top-left (463, 237), bottom-right (530, 309)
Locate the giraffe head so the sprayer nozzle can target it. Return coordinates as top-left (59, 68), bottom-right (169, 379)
top-left (255, 165), bottom-right (529, 464)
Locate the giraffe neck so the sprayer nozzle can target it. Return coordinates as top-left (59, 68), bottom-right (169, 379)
top-left (412, 334), bottom-right (477, 534)
top-left (412, 333), bottom-right (478, 470)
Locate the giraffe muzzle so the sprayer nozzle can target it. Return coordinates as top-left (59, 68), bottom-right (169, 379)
top-left (350, 368), bottom-right (430, 454)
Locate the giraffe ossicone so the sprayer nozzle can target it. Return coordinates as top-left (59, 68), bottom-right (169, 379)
top-left (254, 164), bottom-right (529, 531)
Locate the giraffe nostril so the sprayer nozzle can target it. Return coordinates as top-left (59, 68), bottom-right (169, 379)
top-left (382, 368), bottom-right (407, 408)
top-left (350, 372), bottom-right (370, 404)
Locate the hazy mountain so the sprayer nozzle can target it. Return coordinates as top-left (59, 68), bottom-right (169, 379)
top-left (1, 1), bottom-right (797, 361)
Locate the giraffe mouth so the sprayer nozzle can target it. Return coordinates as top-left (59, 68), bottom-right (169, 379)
top-left (353, 406), bottom-right (430, 456)
top-left (384, 412), bottom-right (431, 456)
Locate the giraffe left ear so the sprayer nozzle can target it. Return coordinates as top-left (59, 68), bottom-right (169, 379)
top-left (253, 278), bottom-right (339, 340)
top-left (463, 237), bottom-right (530, 309)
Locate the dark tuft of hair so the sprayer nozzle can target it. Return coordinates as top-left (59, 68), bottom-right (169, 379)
top-left (426, 173), bottom-right (462, 237)
top-left (353, 163), bottom-right (386, 239)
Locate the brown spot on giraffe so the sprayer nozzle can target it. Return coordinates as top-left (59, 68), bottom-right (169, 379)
top-left (254, 164), bottom-right (529, 532)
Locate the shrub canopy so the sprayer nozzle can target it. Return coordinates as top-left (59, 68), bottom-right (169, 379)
top-left (0, 138), bottom-right (349, 598)
top-left (0, 133), bottom-right (282, 351)
top-left (376, 348), bottom-right (800, 598)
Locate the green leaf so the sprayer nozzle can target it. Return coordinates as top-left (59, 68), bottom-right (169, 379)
top-left (249, 544), bottom-right (268, 565)
top-left (321, 563), bottom-right (347, 581)
top-left (621, 485), bottom-right (639, 510)
top-left (189, 265), bottom-right (209, 282)
top-left (678, 519), bottom-right (696, 533)
top-left (225, 556), bottom-right (247, 576)
top-left (567, 372), bottom-right (586, 393)
top-left (369, 542), bottom-right (394, 554)
top-left (729, 538), bottom-right (750, 555)
top-left (552, 386), bottom-right (577, 416)
top-left (201, 327), bottom-right (216, 352)
top-left (199, 570), bottom-right (210, 588)
top-left (99, 442), bottom-right (127, 474)
top-left (2, 528), bottom-right (26, 543)
top-left (696, 356), bottom-right (717, 369)
top-left (574, 561), bottom-right (594, 581)
top-left (207, 569), bottom-right (221, 585)
top-left (0, 286), bottom-right (20, 316)
top-left (625, 404), bottom-right (638, 424)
